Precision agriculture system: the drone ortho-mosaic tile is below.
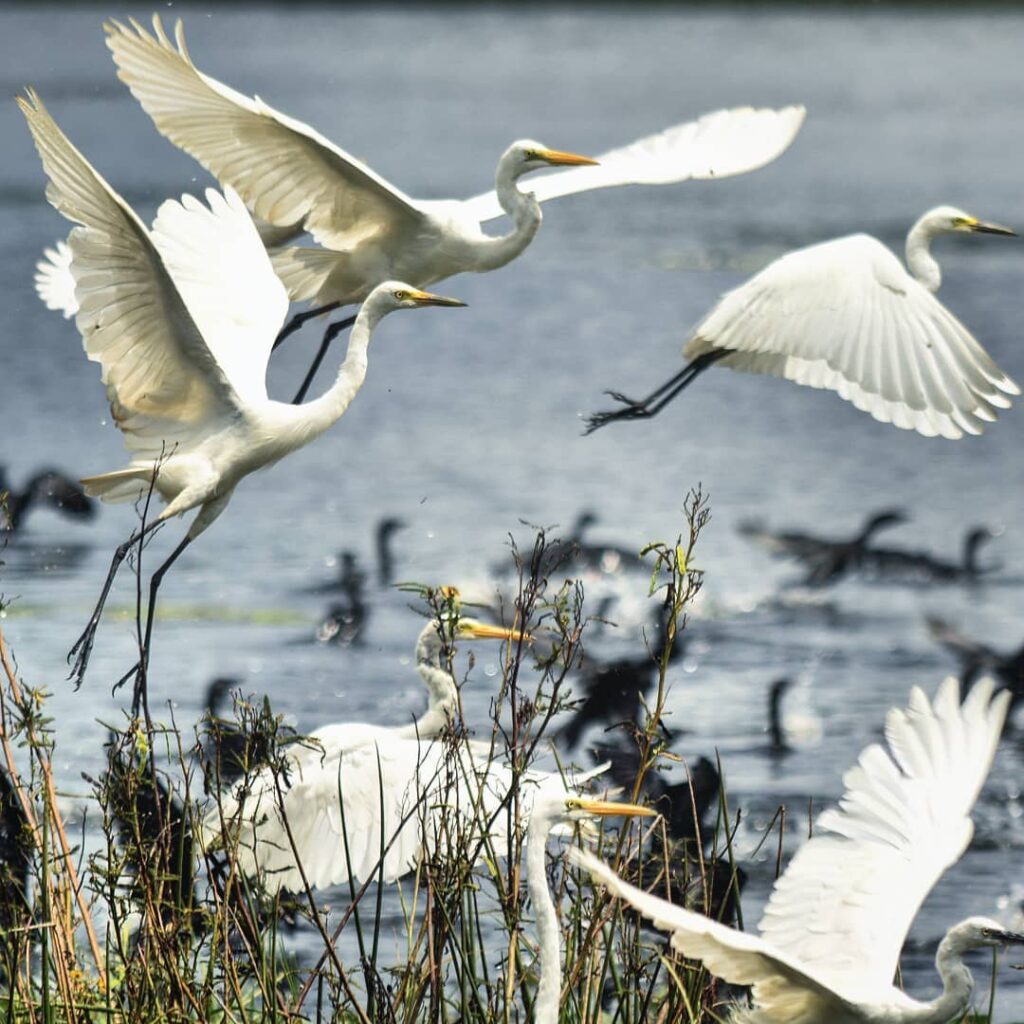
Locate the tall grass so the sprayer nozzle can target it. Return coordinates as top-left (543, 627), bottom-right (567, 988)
top-left (0, 488), bottom-right (747, 1023)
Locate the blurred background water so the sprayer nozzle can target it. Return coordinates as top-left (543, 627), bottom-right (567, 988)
top-left (2, 3), bottom-right (1023, 1015)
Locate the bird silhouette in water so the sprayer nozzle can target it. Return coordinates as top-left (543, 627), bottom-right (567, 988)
top-left (0, 466), bottom-right (95, 534)
top-left (927, 617), bottom-right (1023, 711)
top-left (560, 601), bottom-right (685, 750)
top-left (375, 517), bottom-right (406, 587)
top-left (863, 526), bottom-right (1000, 584)
top-left (0, 767), bottom-right (32, 970)
top-left (590, 738), bottom-right (744, 924)
top-left (739, 509), bottom-right (908, 587)
top-left (199, 677), bottom-right (297, 794)
top-left (315, 553), bottom-right (368, 646)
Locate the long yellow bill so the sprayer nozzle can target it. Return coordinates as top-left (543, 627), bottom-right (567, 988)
top-left (536, 148), bottom-right (600, 167)
top-left (575, 798), bottom-right (657, 818)
top-left (463, 620), bottom-right (531, 645)
top-left (409, 289), bottom-right (467, 307)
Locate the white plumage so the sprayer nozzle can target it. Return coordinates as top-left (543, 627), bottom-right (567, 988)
top-left (586, 208), bottom-right (1019, 439)
top-left (99, 15), bottom-right (805, 310)
top-left (574, 677), bottom-right (1022, 1024)
top-left (18, 88), bottom-right (465, 689)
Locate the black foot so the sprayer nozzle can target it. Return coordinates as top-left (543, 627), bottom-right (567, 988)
top-left (582, 402), bottom-right (652, 435)
top-left (67, 619), bottom-right (102, 690)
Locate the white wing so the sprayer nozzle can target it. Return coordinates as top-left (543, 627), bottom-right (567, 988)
top-left (571, 848), bottom-right (861, 1024)
top-left (205, 730), bottom-right (581, 894)
top-left (464, 106), bottom-right (806, 223)
top-left (34, 239), bottom-right (77, 317)
top-left (758, 677), bottom-right (1010, 994)
top-left (685, 234), bottom-right (1020, 439)
top-left (18, 89), bottom-right (241, 457)
top-left (106, 16), bottom-right (427, 252)
top-left (150, 188), bottom-right (288, 405)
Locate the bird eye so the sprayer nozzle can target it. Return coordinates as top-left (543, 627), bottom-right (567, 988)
top-left (394, 290), bottom-right (408, 301)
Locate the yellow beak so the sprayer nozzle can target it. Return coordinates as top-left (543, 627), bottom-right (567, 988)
top-left (576, 799), bottom-right (657, 818)
top-left (461, 619), bottom-right (532, 645)
top-left (409, 289), bottom-right (467, 307)
top-left (535, 148), bottom-right (600, 168)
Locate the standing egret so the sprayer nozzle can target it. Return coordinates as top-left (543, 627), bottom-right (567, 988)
top-left (573, 677), bottom-right (1022, 1024)
top-left (18, 89), bottom-right (465, 703)
top-left (586, 208), bottom-right (1019, 439)
top-left (205, 608), bottom-right (532, 890)
top-left (100, 15), bottom-right (805, 400)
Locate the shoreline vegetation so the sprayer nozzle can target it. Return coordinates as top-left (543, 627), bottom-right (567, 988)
top-left (0, 489), bottom-right (767, 1024)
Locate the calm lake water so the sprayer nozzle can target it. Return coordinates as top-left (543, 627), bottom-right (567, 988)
top-left (2, 3), bottom-right (1023, 1016)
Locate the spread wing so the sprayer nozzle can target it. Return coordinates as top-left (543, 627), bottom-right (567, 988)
top-left (572, 848), bottom-right (861, 1024)
top-left (18, 89), bottom-right (241, 457)
top-left (758, 677), bottom-right (1010, 993)
top-left (685, 234), bottom-right (1020, 439)
top-left (150, 188), bottom-right (288, 405)
top-left (106, 16), bottom-right (427, 252)
top-left (204, 731), bottom-right (585, 894)
top-left (464, 106), bottom-right (806, 223)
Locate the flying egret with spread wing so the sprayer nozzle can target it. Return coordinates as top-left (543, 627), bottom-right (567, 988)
top-left (574, 677), bottom-right (1021, 1024)
top-left (18, 89), bottom-right (465, 704)
top-left (94, 15), bottom-right (805, 400)
top-left (585, 208), bottom-right (1019, 439)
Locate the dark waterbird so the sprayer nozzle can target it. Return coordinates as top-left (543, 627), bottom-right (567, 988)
top-left (863, 526), bottom-right (1000, 584)
top-left (200, 678), bottom-right (295, 794)
top-left (738, 508), bottom-right (908, 587)
top-left (0, 466), bottom-right (95, 534)
top-left (559, 601), bottom-right (684, 750)
top-left (589, 738), bottom-right (744, 923)
top-left (0, 767), bottom-right (32, 951)
top-left (927, 617), bottom-right (1024, 709)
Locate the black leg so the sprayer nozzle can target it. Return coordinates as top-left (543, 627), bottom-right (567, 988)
top-left (291, 315), bottom-right (357, 404)
top-left (68, 517), bottom-right (164, 690)
top-left (271, 301), bottom-right (343, 353)
top-left (582, 352), bottom-right (728, 435)
top-left (128, 533), bottom-right (194, 718)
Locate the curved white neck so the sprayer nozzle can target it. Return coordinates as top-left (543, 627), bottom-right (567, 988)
top-left (526, 812), bottom-right (562, 1024)
top-left (395, 624), bottom-right (459, 739)
top-left (905, 215), bottom-right (943, 293)
top-left (919, 926), bottom-right (976, 1024)
top-left (472, 155), bottom-right (542, 273)
top-left (291, 302), bottom-right (383, 440)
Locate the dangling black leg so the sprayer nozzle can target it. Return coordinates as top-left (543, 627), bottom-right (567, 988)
top-left (272, 301), bottom-right (342, 352)
top-left (582, 351), bottom-right (730, 435)
top-left (68, 517), bottom-right (165, 690)
top-left (290, 315), bottom-right (357, 404)
top-left (125, 533), bottom-right (194, 718)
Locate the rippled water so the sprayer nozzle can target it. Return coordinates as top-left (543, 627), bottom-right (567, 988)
top-left (2, 3), bottom-right (1024, 1017)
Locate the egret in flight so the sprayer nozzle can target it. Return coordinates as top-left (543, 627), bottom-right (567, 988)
top-left (574, 677), bottom-right (1021, 1024)
top-left (100, 15), bottom-right (805, 400)
top-left (585, 208), bottom-right (1019, 439)
top-left (18, 89), bottom-right (465, 703)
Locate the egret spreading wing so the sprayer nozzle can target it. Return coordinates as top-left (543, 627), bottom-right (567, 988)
top-left (686, 235), bottom-right (1020, 439)
top-left (464, 105), bottom-right (806, 223)
top-left (106, 16), bottom-right (428, 251)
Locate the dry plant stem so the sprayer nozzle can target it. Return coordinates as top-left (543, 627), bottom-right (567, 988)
top-left (0, 630), bottom-right (106, 988)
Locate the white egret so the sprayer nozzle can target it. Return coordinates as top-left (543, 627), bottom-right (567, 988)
top-left (18, 89), bottom-right (465, 702)
top-left (585, 208), bottom-right (1019, 439)
top-left (573, 677), bottom-right (1022, 1024)
top-left (100, 15), bottom-right (805, 399)
top-left (524, 793), bottom-right (655, 1024)
top-left (204, 607), bottom-right (536, 890)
